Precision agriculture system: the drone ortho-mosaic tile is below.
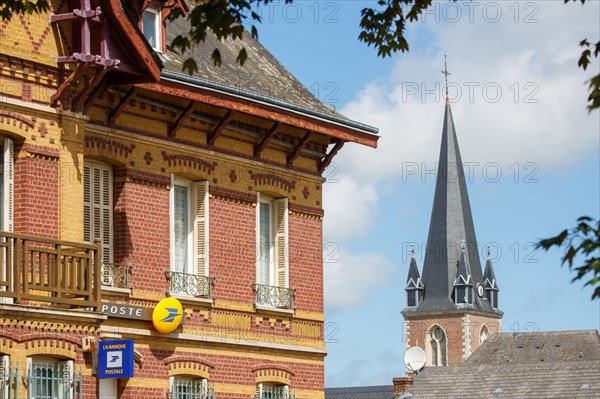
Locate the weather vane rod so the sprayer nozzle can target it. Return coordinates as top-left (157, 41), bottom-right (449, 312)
top-left (442, 53), bottom-right (451, 101)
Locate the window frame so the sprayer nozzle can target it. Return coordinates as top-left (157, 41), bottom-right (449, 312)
top-left (142, 6), bottom-right (162, 52)
top-left (170, 176), bottom-right (210, 279)
top-left (170, 176), bottom-right (194, 275)
top-left (255, 194), bottom-right (289, 289)
top-left (257, 194), bottom-right (275, 287)
top-left (170, 376), bottom-right (208, 399)
top-left (426, 325), bottom-right (448, 367)
top-left (26, 356), bottom-right (73, 399)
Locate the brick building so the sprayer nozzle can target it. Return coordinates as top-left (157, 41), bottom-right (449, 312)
top-left (0, 1), bottom-right (378, 398)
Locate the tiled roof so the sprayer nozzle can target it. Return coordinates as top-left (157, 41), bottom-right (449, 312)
top-left (325, 385), bottom-right (394, 399)
top-left (164, 18), bottom-right (338, 117)
top-left (403, 330), bottom-right (600, 399)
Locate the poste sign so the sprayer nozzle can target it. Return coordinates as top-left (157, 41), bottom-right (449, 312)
top-left (152, 297), bottom-right (183, 333)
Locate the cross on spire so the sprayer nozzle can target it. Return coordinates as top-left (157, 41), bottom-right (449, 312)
top-left (442, 53), bottom-right (451, 100)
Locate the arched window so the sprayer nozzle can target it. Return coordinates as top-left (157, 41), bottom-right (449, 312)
top-left (257, 382), bottom-right (290, 399)
top-left (480, 325), bottom-right (490, 344)
top-left (170, 376), bottom-right (213, 399)
top-left (26, 356), bottom-right (74, 398)
top-left (426, 325), bottom-right (447, 366)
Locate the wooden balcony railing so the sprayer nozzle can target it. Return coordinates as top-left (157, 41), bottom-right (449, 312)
top-left (0, 232), bottom-right (101, 311)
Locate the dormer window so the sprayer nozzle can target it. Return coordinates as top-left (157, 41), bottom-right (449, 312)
top-left (142, 7), bottom-right (161, 52)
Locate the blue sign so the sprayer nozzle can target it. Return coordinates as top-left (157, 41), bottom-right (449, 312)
top-left (98, 339), bottom-right (134, 379)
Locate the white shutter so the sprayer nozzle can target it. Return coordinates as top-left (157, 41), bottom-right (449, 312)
top-left (192, 181), bottom-right (209, 277)
top-left (0, 355), bottom-right (9, 398)
top-left (2, 138), bottom-right (14, 233)
top-left (256, 193), bottom-right (261, 284)
top-left (57, 360), bottom-right (73, 399)
top-left (273, 198), bottom-right (288, 288)
top-left (83, 164), bottom-right (91, 243)
top-left (84, 162), bottom-right (113, 263)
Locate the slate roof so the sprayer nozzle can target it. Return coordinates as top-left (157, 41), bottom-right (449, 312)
top-left (161, 16), bottom-right (377, 134)
top-left (483, 255), bottom-right (498, 289)
top-left (406, 256), bottom-right (423, 288)
top-left (404, 101), bottom-right (499, 315)
top-left (325, 385), bottom-right (394, 399)
top-left (402, 330), bottom-right (600, 399)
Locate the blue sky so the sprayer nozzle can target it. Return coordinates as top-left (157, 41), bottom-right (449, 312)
top-left (252, 0), bottom-right (600, 388)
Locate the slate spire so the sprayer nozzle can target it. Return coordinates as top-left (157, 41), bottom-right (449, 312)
top-left (407, 98), bottom-right (499, 314)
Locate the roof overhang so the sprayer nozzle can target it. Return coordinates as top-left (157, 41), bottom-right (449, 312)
top-left (136, 71), bottom-right (379, 148)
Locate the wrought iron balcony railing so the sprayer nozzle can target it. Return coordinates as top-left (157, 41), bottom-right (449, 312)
top-left (101, 263), bottom-right (132, 289)
top-left (255, 387), bottom-right (296, 399)
top-left (165, 270), bottom-right (213, 298)
top-left (171, 380), bottom-right (215, 399)
top-left (253, 283), bottom-right (295, 310)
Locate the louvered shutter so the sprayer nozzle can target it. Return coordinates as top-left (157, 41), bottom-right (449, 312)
top-left (84, 162), bottom-right (113, 263)
top-left (192, 181), bottom-right (209, 277)
top-left (57, 360), bottom-right (73, 399)
top-left (0, 355), bottom-right (8, 397)
top-left (2, 138), bottom-right (14, 233)
top-left (273, 198), bottom-right (288, 288)
top-left (83, 164), bottom-right (91, 243)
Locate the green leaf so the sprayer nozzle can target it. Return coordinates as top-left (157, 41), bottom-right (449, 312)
top-left (182, 58), bottom-right (199, 75)
top-left (237, 48), bottom-right (248, 66)
top-left (211, 49), bottom-right (222, 67)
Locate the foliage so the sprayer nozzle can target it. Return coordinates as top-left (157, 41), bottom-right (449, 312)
top-left (0, 0), bottom-right (48, 21)
top-left (537, 217), bottom-right (600, 300)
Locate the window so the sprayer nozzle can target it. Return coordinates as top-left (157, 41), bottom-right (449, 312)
top-left (26, 357), bottom-right (73, 399)
top-left (257, 383), bottom-right (290, 399)
top-left (83, 161), bottom-right (113, 265)
top-left (256, 194), bottom-right (288, 288)
top-left (480, 325), bottom-right (490, 344)
top-left (170, 177), bottom-right (209, 281)
top-left (0, 138), bottom-right (14, 233)
top-left (142, 7), bottom-right (161, 51)
top-left (170, 377), bottom-right (210, 399)
top-left (426, 325), bottom-right (447, 366)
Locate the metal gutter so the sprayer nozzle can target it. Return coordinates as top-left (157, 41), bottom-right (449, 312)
top-left (160, 70), bottom-right (380, 136)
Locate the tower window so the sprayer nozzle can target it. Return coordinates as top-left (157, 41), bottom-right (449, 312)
top-left (426, 325), bottom-right (447, 366)
top-left (480, 325), bottom-right (490, 344)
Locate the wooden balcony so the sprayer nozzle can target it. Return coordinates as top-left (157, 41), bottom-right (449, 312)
top-left (0, 232), bottom-right (101, 311)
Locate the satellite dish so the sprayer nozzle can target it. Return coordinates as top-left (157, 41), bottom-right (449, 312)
top-left (404, 347), bottom-right (426, 373)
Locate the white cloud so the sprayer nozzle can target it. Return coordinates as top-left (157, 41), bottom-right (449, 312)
top-left (337, 0), bottom-right (600, 184)
top-left (322, 177), bottom-right (378, 243)
top-left (324, 249), bottom-right (394, 309)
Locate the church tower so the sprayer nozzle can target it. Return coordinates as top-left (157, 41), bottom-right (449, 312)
top-left (402, 64), bottom-right (502, 367)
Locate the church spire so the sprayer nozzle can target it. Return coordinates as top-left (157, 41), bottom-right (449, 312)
top-left (405, 61), bottom-right (499, 315)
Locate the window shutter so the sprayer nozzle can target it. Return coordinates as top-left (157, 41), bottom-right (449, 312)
top-left (57, 360), bottom-right (73, 399)
top-left (0, 355), bottom-right (8, 395)
top-left (2, 138), bottom-right (14, 233)
top-left (83, 164), bottom-right (91, 243)
top-left (192, 181), bottom-right (209, 277)
top-left (273, 198), bottom-right (288, 288)
top-left (84, 162), bottom-right (113, 263)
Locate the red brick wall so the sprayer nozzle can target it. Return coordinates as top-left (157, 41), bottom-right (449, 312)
top-left (13, 154), bottom-right (59, 238)
top-left (406, 313), bottom-right (502, 366)
top-left (113, 176), bottom-right (170, 291)
top-left (289, 215), bottom-right (323, 313)
top-left (209, 198), bottom-right (257, 303)
top-left (117, 345), bottom-right (324, 399)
